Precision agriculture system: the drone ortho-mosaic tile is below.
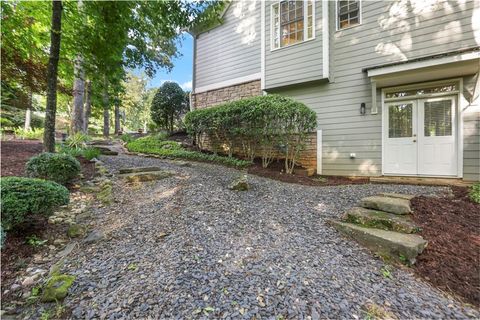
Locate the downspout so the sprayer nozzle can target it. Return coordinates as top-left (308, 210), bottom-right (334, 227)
top-left (191, 34), bottom-right (197, 111)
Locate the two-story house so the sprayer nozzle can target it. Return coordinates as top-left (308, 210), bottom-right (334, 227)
top-left (190, 0), bottom-right (480, 181)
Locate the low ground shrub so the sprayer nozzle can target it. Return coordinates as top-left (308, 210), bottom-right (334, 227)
top-left (26, 153), bottom-right (81, 185)
top-left (470, 183), bottom-right (480, 204)
top-left (184, 95), bottom-right (316, 173)
top-left (57, 145), bottom-right (100, 161)
top-left (13, 128), bottom-right (44, 140)
top-left (120, 133), bottom-right (135, 143)
top-left (126, 135), bottom-right (251, 168)
top-left (1, 177), bottom-right (69, 231)
top-left (0, 117), bottom-right (14, 128)
top-left (65, 132), bottom-right (91, 149)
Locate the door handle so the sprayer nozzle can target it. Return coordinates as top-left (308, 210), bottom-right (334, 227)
top-left (413, 139), bottom-right (417, 142)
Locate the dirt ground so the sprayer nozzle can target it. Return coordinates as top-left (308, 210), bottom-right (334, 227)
top-left (411, 187), bottom-right (480, 307)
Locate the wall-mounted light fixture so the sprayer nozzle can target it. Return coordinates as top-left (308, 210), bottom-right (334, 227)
top-left (360, 103), bottom-right (366, 115)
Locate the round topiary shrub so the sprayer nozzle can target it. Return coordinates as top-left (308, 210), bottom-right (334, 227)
top-left (1, 177), bottom-right (70, 231)
top-left (26, 152), bottom-right (81, 185)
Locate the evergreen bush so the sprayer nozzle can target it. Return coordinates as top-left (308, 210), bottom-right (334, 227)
top-left (26, 152), bottom-right (81, 185)
top-left (184, 95), bottom-right (317, 173)
top-left (1, 177), bottom-right (69, 231)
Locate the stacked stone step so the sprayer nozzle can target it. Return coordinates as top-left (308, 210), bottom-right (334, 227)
top-left (330, 193), bottom-right (427, 265)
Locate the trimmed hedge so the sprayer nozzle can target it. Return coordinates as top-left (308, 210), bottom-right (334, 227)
top-left (1, 177), bottom-right (70, 231)
top-left (126, 136), bottom-right (251, 168)
top-left (26, 152), bottom-right (81, 185)
top-left (184, 95), bottom-right (317, 173)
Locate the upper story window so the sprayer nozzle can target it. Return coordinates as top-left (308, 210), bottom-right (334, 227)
top-left (337, 0), bottom-right (361, 30)
top-left (271, 1), bottom-right (314, 50)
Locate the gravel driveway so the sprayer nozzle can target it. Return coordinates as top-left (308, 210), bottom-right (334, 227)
top-left (62, 155), bottom-right (478, 319)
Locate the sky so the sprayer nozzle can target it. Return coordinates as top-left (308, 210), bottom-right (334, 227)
top-left (144, 33), bottom-right (194, 91)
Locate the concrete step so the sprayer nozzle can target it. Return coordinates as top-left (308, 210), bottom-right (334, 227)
top-left (345, 207), bottom-right (420, 234)
top-left (120, 171), bottom-right (173, 183)
top-left (360, 196), bottom-right (411, 215)
top-left (330, 221), bottom-right (427, 265)
top-left (119, 166), bottom-right (162, 174)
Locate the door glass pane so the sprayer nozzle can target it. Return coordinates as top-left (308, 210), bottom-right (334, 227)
top-left (389, 104), bottom-right (412, 138)
top-left (424, 100), bottom-right (452, 137)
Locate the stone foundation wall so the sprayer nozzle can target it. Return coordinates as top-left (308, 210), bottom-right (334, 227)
top-left (192, 80), bottom-right (262, 109)
top-left (198, 132), bottom-right (317, 172)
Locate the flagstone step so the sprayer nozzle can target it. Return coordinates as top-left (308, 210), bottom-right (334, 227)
top-left (330, 221), bottom-right (427, 265)
top-left (120, 171), bottom-right (173, 183)
top-left (345, 207), bottom-right (420, 234)
top-left (360, 196), bottom-right (411, 215)
top-left (378, 193), bottom-right (415, 201)
top-left (119, 166), bottom-right (162, 174)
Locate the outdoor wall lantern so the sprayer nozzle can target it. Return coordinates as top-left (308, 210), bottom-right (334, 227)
top-left (360, 103), bottom-right (366, 115)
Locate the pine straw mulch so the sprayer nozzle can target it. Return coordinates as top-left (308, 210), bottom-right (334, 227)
top-left (411, 186), bottom-right (480, 307)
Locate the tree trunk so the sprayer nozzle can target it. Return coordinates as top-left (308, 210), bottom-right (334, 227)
top-left (71, 55), bottom-right (85, 133)
top-left (102, 76), bottom-right (109, 137)
top-left (83, 80), bottom-right (91, 133)
top-left (24, 89), bottom-right (33, 130)
top-left (114, 98), bottom-right (121, 135)
top-left (43, 0), bottom-right (63, 152)
top-left (71, 0), bottom-right (84, 134)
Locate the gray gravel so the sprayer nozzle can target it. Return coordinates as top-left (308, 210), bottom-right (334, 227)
top-left (61, 154), bottom-right (478, 319)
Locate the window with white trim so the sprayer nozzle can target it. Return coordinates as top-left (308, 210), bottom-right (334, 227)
top-left (271, 0), bottom-right (314, 49)
top-left (337, 0), bottom-right (360, 30)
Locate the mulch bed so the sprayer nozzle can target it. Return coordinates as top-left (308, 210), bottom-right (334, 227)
top-left (411, 187), bottom-right (480, 307)
top-left (0, 139), bottom-right (96, 181)
top-left (247, 159), bottom-right (370, 186)
top-left (1, 139), bottom-right (43, 176)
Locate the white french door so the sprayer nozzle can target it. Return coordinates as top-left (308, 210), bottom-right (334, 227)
top-left (384, 96), bottom-right (457, 176)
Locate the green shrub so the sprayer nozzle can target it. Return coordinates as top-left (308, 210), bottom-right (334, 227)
top-left (126, 136), bottom-right (250, 168)
top-left (81, 147), bottom-right (100, 160)
top-left (184, 95), bottom-right (317, 173)
top-left (470, 183), bottom-right (480, 204)
top-left (65, 132), bottom-right (91, 149)
top-left (120, 133), bottom-right (135, 143)
top-left (58, 145), bottom-right (100, 161)
top-left (1, 177), bottom-right (69, 231)
top-left (14, 128), bottom-right (44, 140)
top-left (0, 117), bottom-right (14, 128)
top-left (26, 153), bottom-right (81, 185)
top-left (0, 225), bottom-right (5, 249)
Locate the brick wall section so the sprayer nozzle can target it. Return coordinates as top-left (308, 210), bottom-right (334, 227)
top-left (192, 80), bottom-right (262, 109)
top-left (198, 132), bottom-right (317, 172)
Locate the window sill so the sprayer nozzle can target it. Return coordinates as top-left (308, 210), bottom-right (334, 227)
top-left (336, 23), bottom-right (362, 32)
top-left (270, 37), bottom-right (316, 52)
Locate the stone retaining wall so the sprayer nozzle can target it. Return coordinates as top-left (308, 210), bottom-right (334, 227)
top-left (192, 80), bottom-right (262, 109)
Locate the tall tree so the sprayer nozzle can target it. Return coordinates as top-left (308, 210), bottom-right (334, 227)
top-left (83, 79), bottom-right (91, 133)
top-left (70, 0), bottom-right (85, 133)
top-left (151, 82), bottom-right (187, 132)
top-left (43, 0), bottom-right (63, 152)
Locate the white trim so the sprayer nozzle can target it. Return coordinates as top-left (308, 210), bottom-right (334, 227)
top-left (335, 0), bottom-right (362, 32)
top-left (381, 78), bottom-right (464, 178)
top-left (367, 51), bottom-right (480, 78)
top-left (261, 1), bottom-right (266, 90)
top-left (322, 0), bottom-right (329, 79)
top-left (371, 79), bottom-right (377, 114)
top-left (317, 129), bottom-right (322, 174)
top-left (270, 0), bottom-right (316, 52)
top-left (458, 78), bottom-right (464, 178)
top-left (194, 73), bottom-right (261, 94)
top-left (381, 89), bottom-right (385, 175)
